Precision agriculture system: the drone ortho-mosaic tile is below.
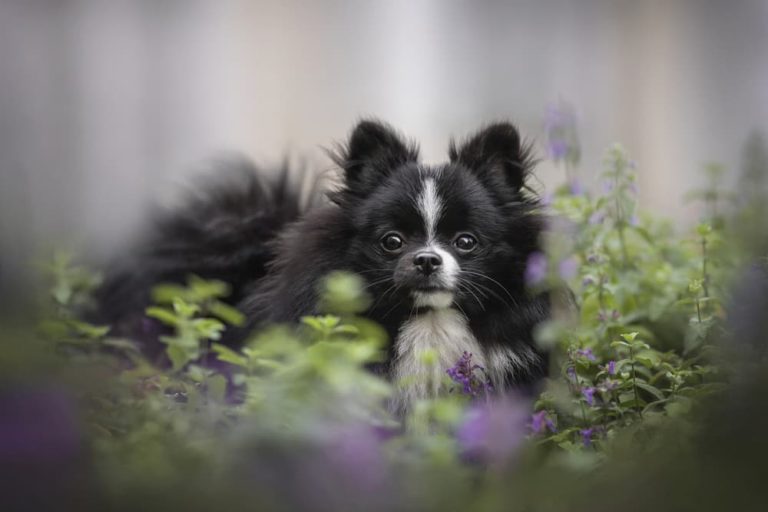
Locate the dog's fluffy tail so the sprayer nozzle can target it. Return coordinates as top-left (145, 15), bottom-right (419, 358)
top-left (95, 155), bottom-right (320, 337)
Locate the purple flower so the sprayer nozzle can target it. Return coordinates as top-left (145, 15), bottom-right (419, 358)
top-left (544, 103), bottom-right (574, 132)
top-left (525, 252), bottom-right (548, 285)
top-left (581, 386), bottom-right (597, 406)
top-left (598, 309), bottom-right (620, 323)
top-left (530, 410), bottom-right (557, 435)
top-left (446, 352), bottom-right (492, 396)
top-left (548, 139), bottom-right (569, 160)
top-left (0, 388), bottom-right (81, 463)
top-left (324, 425), bottom-right (386, 491)
top-left (569, 179), bottom-right (584, 196)
top-left (458, 397), bottom-right (529, 466)
top-left (629, 214), bottom-right (639, 226)
top-left (588, 211), bottom-right (605, 225)
top-left (544, 102), bottom-right (581, 166)
top-left (576, 348), bottom-right (596, 361)
top-left (580, 427), bottom-right (594, 447)
top-left (606, 360), bottom-right (616, 375)
top-left (558, 257), bottom-right (579, 280)
top-left (566, 365), bottom-right (577, 381)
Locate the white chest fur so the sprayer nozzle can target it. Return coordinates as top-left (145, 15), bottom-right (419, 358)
top-left (390, 308), bottom-right (541, 414)
top-left (391, 308), bottom-right (484, 413)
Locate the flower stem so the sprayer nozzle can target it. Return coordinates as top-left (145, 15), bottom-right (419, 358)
top-left (629, 344), bottom-right (643, 419)
top-left (701, 236), bottom-right (710, 299)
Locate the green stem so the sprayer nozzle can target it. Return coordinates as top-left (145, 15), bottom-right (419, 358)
top-left (701, 237), bottom-right (710, 299)
top-left (695, 297), bottom-right (702, 324)
top-left (629, 345), bottom-right (643, 418)
top-left (618, 223), bottom-right (630, 268)
top-left (614, 174), bottom-right (630, 268)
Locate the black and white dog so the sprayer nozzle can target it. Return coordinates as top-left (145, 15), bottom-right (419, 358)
top-left (99, 120), bottom-right (550, 411)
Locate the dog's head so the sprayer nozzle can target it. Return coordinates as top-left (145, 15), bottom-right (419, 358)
top-left (331, 120), bottom-right (542, 315)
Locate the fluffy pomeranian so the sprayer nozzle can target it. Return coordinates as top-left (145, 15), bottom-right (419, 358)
top-left (99, 120), bottom-right (550, 412)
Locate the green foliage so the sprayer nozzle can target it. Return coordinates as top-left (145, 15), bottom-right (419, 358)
top-left (12, 128), bottom-right (768, 511)
top-left (533, 145), bottom-right (725, 451)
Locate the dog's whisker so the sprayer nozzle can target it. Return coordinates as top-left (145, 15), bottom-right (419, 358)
top-left (456, 280), bottom-right (486, 312)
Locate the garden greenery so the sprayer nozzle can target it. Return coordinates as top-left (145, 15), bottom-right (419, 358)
top-left (3, 116), bottom-right (768, 511)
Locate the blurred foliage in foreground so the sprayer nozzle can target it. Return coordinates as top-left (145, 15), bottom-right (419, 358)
top-left (2, 123), bottom-right (768, 511)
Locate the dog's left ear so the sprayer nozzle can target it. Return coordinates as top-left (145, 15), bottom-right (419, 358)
top-left (449, 122), bottom-right (532, 192)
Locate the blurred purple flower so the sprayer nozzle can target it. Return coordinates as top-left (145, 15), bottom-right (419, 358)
top-left (603, 180), bottom-right (615, 194)
top-left (544, 103), bottom-right (573, 132)
top-left (576, 348), bottom-right (596, 361)
top-left (581, 386), bottom-right (597, 406)
top-left (544, 102), bottom-right (580, 166)
top-left (580, 427), bottom-right (595, 447)
top-left (548, 139), bottom-right (569, 160)
top-left (607, 360), bottom-right (616, 375)
top-left (458, 397), bottom-right (529, 466)
top-left (582, 276), bottom-right (595, 286)
top-left (598, 309), bottom-right (620, 323)
top-left (558, 257), bottom-right (579, 280)
top-left (0, 388), bottom-right (81, 463)
top-left (525, 252), bottom-right (548, 285)
top-left (600, 379), bottom-right (619, 392)
top-left (566, 365), bottom-right (577, 381)
top-left (446, 352), bottom-right (492, 396)
top-left (529, 410), bottom-right (557, 435)
top-left (569, 179), bottom-right (585, 196)
top-left (588, 211), bottom-right (605, 225)
top-left (629, 214), bottom-right (639, 226)
top-left (324, 424), bottom-right (386, 491)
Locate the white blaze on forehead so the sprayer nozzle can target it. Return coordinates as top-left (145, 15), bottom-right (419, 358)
top-left (417, 177), bottom-right (443, 240)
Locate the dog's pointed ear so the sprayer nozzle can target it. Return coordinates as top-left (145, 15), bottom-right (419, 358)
top-left (331, 119), bottom-right (419, 196)
top-left (448, 122), bottom-right (532, 192)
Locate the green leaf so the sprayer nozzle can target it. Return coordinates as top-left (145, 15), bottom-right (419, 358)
top-left (634, 381), bottom-right (665, 401)
top-left (212, 343), bottom-right (248, 368)
top-left (332, 324), bottom-right (360, 336)
top-left (620, 332), bottom-right (639, 343)
top-left (193, 318), bottom-right (225, 340)
top-left (208, 301), bottom-right (246, 327)
top-left (145, 307), bottom-right (179, 326)
top-left (173, 298), bottom-right (200, 318)
top-left (167, 344), bottom-right (191, 371)
top-left (151, 283), bottom-right (188, 304)
top-left (102, 337), bottom-right (140, 353)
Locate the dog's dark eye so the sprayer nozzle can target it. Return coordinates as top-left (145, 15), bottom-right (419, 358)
top-left (454, 234), bottom-right (478, 253)
top-left (381, 233), bottom-right (405, 252)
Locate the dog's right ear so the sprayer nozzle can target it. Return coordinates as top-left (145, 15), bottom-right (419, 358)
top-left (331, 119), bottom-right (419, 197)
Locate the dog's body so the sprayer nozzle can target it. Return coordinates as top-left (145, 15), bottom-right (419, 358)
top-left (99, 120), bottom-right (549, 412)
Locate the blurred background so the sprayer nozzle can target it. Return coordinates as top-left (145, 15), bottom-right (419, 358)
top-left (1, 0), bottom-right (767, 298)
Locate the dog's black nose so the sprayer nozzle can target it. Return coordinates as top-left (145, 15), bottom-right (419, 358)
top-left (413, 251), bottom-right (442, 275)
